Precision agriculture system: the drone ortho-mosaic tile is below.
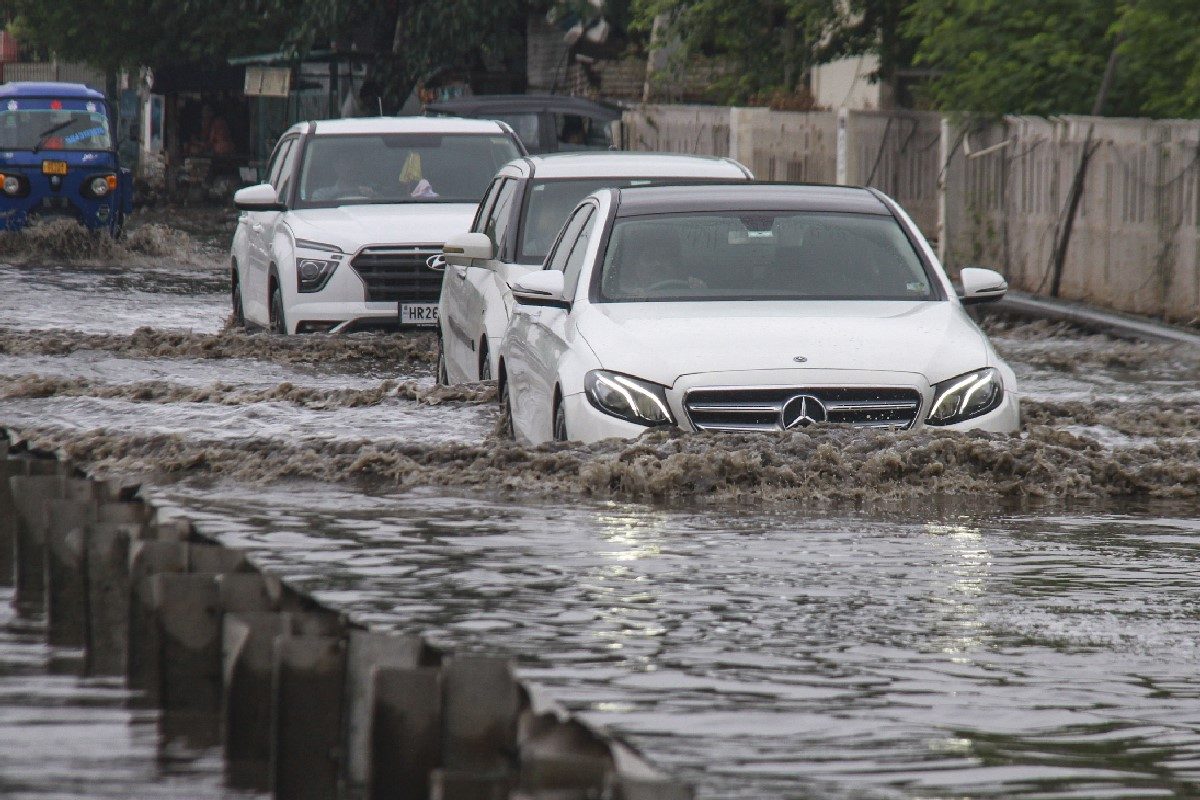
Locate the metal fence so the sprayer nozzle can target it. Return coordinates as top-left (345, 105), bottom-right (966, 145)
top-left (1, 61), bottom-right (106, 89)
top-left (622, 104), bottom-right (1200, 319)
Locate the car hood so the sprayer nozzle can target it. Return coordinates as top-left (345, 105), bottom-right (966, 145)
top-left (574, 301), bottom-right (993, 386)
top-left (286, 203), bottom-right (477, 250)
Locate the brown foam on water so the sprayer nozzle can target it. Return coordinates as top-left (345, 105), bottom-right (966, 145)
top-left (10, 424), bottom-right (1199, 507)
top-left (0, 218), bottom-right (202, 265)
top-left (0, 327), bottom-right (437, 372)
top-left (0, 374), bottom-right (495, 408)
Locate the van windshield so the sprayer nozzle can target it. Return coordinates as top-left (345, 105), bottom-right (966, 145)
top-left (0, 99), bottom-right (113, 151)
top-left (597, 211), bottom-right (938, 302)
top-left (296, 133), bottom-right (522, 207)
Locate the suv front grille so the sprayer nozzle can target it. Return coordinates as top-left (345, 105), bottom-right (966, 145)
top-left (350, 245), bottom-right (443, 303)
top-left (684, 386), bottom-right (924, 432)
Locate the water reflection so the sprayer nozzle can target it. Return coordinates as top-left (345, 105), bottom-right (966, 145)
top-left (154, 486), bottom-right (1200, 799)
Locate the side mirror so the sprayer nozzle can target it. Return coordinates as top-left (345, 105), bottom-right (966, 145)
top-left (443, 231), bottom-right (494, 267)
top-left (234, 183), bottom-right (286, 212)
top-left (511, 269), bottom-right (570, 310)
top-left (959, 267), bottom-right (1007, 305)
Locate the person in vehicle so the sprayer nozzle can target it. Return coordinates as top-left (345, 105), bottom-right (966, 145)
top-left (611, 223), bottom-right (706, 296)
top-left (310, 152), bottom-right (383, 201)
top-left (398, 151), bottom-right (438, 198)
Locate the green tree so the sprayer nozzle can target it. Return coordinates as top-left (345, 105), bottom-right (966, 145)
top-left (1116, 0), bottom-right (1200, 118)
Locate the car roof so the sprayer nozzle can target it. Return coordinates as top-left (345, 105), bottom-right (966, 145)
top-left (426, 94), bottom-right (623, 121)
top-left (296, 116), bottom-right (514, 136)
top-left (500, 152), bottom-right (750, 180)
top-left (610, 183), bottom-right (890, 216)
top-left (0, 82), bottom-right (105, 101)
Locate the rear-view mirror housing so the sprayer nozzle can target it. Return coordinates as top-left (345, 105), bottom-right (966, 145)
top-left (959, 267), bottom-right (1008, 305)
top-left (511, 269), bottom-right (570, 310)
top-left (234, 183), bottom-right (286, 212)
top-left (443, 232), bottom-right (494, 267)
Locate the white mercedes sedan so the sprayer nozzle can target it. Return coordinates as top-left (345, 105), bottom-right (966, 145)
top-left (496, 184), bottom-right (1020, 444)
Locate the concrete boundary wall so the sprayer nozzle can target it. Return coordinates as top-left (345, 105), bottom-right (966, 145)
top-left (0, 429), bottom-right (693, 800)
top-left (622, 104), bottom-right (1200, 319)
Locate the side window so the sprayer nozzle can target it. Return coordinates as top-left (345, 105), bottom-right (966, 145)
top-left (472, 178), bottom-right (502, 233)
top-left (484, 179), bottom-right (519, 253)
top-left (562, 208), bottom-right (597, 299)
top-left (546, 205), bottom-right (591, 272)
top-left (274, 138), bottom-right (300, 202)
top-left (266, 138), bottom-right (294, 189)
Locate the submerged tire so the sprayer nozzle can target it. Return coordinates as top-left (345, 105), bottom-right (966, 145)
top-left (553, 400), bottom-right (568, 442)
top-left (498, 380), bottom-right (515, 440)
top-left (231, 282), bottom-right (246, 329)
top-left (478, 343), bottom-right (491, 382)
top-left (436, 337), bottom-right (449, 385)
top-left (270, 286), bottom-right (287, 335)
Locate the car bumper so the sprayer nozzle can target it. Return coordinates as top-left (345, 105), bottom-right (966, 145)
top-left (285, 299), bottom-right (438, 334)
top-left (560, 392), bottom-right (656, 442)
top-left (560, 369), bottom-right (1021, 444)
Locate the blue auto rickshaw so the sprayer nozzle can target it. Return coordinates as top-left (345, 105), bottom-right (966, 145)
top-left (0, 81), bottom-right (133, 236)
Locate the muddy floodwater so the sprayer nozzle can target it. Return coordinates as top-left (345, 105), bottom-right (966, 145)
top-left (2, 215), bottom-right (1199, 799)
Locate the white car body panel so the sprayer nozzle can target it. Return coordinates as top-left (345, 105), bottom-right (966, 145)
top-left (440, 152), bottom-right (752, 383)
top-left (498, 186), bottom-right (1021, 445)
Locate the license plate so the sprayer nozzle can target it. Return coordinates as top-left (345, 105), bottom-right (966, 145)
top-left (400, 303), bottom-right (439, 326)
top-left (41, 160), bottom-right (68, 176)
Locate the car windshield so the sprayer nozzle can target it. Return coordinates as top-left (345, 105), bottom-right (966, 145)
top-left (597, 211), bottom-right (937, 302)
top-left (519, 177), bottom-right (710, 263)
top-left (0, 99), bottom-right (113, 151)
top-left (296, 133), bottom-right (522, 207)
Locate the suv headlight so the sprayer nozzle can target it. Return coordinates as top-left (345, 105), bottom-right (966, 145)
top-left (926, 367), bottom-right (1003, 426)
top-left (584, 370), bottom-right (674, 426)
top-left (294, 240), bottom-right (342, 293)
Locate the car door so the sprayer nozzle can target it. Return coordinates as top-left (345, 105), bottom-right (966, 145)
top-left (465, 177), bottom-right (521, 380)
top-left (446, 177), bottom-right (517, 381)
top-left (243, 136), bottom-right (295, 325)
top-left (517, 204), bottom-right (596, 438)
top-left (441, 176), bottom-right (500, 381)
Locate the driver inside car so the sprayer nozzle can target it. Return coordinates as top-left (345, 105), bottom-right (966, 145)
top-left (615, 225), bottom-right (706, 297)
top-left (310, 152), bottom-right (381, 201)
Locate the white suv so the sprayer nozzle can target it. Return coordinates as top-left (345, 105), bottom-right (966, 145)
top-left (230, 117), bottom-right (524, 334)
top-left (437, 152), bottom-right (751, 382)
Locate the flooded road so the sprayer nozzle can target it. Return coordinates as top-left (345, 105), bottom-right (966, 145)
top-left (2, 214), bottom-right (1199, 798)
top-left (0, 588), bottom-right (263, 799)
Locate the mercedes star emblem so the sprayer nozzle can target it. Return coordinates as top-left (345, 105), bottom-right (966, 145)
top-left (780, 394), bottom-right (828, 429)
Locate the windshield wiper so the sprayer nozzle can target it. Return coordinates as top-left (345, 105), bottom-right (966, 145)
top-left (32, 119), bottom-right (79, 154)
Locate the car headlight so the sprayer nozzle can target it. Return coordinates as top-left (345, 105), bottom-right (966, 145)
top-left (2, 174), bottom-right (21, 195)
top-left (296, 256), bottom-right (339, 293)
top-left (584, 370), bottom-right (674, 426)
top-left (926, 367), bottom-right (1003, 426)
top-left (90, 176), bottom-right (110, 197)
top-left (81, 174), bottom-right (117, 199)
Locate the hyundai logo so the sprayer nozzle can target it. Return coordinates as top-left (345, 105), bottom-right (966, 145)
top-left (793, 356), bottom-right (808, 363)
top-left (780, 394), bottom-right (827, 429)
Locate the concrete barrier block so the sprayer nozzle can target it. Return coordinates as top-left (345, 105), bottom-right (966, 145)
top-left (443, 655), bottom-right (520, 771)
top-left (429, 768), bottom-right (513, 800)
top-left (84, 521), bottom-right (140, 675)
top-left (44, 498), bottom-right (95, 647)
top-left (343, 632), bottom-right (423, 791)
top-left (152, 572), bottom-right (223, 714)
top-left (369, 666), bottom-right (442, 800)
top-left (127, 541), bottom-right (187, 698)
top-left (272, 635), bottom-right (347, 800)
top-left (218, 573), bottom-right (280, 614)
top-left (611, 779), bottom-right (694, 800)
top-left (188, 543), bottom-right (251, 574)
top-left (223, 611), bottom-right (288, 790)
top-left (0, 446), bottom-right (17, 587)
top-left (96, 499), bottom-right (148, 525)
top-left (518, 717), bottom-right (612, 792)
top-left (9, 474), bottom-right (65, 605)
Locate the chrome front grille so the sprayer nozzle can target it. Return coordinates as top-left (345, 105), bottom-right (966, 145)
top-left (350, 245), bottom-right (443, 303)
top-left (684, 386), bottom-right (924, 432)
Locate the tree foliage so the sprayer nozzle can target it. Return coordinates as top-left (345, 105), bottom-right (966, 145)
top-left (4, 0), bottom-right (527, 111)
top-left (1115, 0), bottom-right (1200, 118)
top-left (631, 0), bottom-right (912, 104)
